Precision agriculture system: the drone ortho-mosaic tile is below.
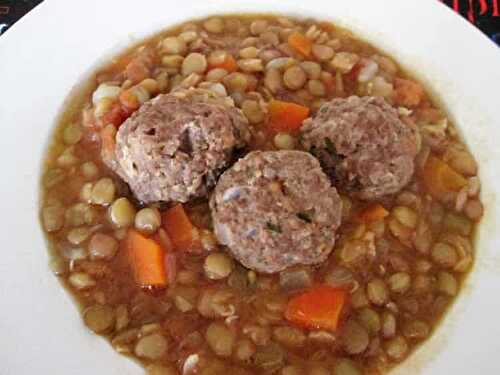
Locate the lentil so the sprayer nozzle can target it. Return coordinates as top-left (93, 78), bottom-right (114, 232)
top-left (274, 133), bottom-right (296, 150)
top-left (135, 207), bottom-right (161, 234)
top-left (109, 198), bottom-right (136, 228)
top-left (307, 79), bottom-right (326, 96)
top-left (89, 233), bottom-right (119, 260)
top-left (91, 178), bottom-right (115, 206)
top-left (206, 322), bottom-right (236, 357)
top-left (135, 334), bottom-right (168, 360)
top-left (311, 44), bottom-right (334, 61)
top-left (81, 162), bottom-right (99, 179)
top-left (283, 65), bottom-right (307, 90)
top-left (204, 253), bottom-right (234, 280)
top-left (84, 305), bottom-right (115, 333)
top-left (162, 37), bottom-right (187, 55)
top-left (204, 17), bottom-right (224, 33)
top-left (182, 53), bottom-right (207, 75)
top-left (367, 279), bottom-right (389, 306)
top-left (242, 100), bottom-right (265, 124)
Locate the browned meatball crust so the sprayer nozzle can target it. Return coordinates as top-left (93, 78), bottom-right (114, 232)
top-left (210, 150), bottom-right (342, 273)
top-left (300, 96), bottom-right (418, 200)
top-left (103, 89), bottom-right (250, 203)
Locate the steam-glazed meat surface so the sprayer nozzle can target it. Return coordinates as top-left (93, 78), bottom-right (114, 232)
top-left (104, 89), bottom-right (250, 203)
top-left (211, 150), bottom-right (342, 273)
top-left (301, 96), bottom-right (418, 200)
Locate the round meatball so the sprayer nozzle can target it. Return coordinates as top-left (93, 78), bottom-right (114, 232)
top-left (104, 89), bottom-right (250, 203)
top-left (300, 96), bottom-right (418, 200)
top-left (210, 150), bottom-right (342, 273)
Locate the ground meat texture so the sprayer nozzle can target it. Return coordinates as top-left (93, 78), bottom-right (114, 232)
top-left (104, 89), bottom-right (250, 203)
top-left (210, 150), bottom-right (342, 273)
top-left (300, 96), bottom-right (418, 200)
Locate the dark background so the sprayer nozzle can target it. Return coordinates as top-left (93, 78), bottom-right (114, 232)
top-left (0, 0), bottom-right (499, 45)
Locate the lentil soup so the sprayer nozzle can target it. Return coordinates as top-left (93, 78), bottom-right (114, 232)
top-left (40, 14), bottom-right (483, 375)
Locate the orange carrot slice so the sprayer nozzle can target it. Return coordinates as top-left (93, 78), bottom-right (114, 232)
top-left (162, 204), bottom-right (200, 252)
top-left (119, 89), bottom-right (140, 110)
top-left (288, 32), bottom-right (312, 57)
top-left (126, 229), bottom-right (167, 289)
top-left (422, 155), bottom-right (467, 199)
top-left (285, 286), bottom-right (347, 331)
top-left (268, 100), bottom-right (310, 133)
top-left (394, 78), bottom-right (425, 108)
top-left (209, 54), bottom-right (238, 73)
top-left (125, 57), bottom-right (151, 84)
top-left (356, 203), bottom-right (389, 223)
top-left (100, 101), bottom-right (131, 128)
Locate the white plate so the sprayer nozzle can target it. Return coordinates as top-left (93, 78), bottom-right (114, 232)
top-left (1, 0), bottom-right (500, 374)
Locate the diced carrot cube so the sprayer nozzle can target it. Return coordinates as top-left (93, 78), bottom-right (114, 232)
top-left (356, 203), bottom-right (389, 223)
top-left (394, 78), bottom-right (424, 108)
top-left (285, 286), bottom-right (347, 331)
top-left (288, 32), bottom-right (312, 57)
top-left (126, 229), bottom-right (167, 289)
top-left (422, 155), bottom-right (467, 199)
top-left (162, 204), bottom-right (200, 252)
top-left (268, 100), bottom-right (310, 133)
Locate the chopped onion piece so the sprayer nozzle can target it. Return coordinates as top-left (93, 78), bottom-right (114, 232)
top-left (92, 84), bottom-right (121, 105)
top-left (183, 353), bottom-right (199, 374)
top-left (358, 60), bottom-right (379, 83)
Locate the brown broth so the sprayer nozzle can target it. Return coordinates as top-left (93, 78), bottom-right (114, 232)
top-left (40, 14), bottom-right (482, 375)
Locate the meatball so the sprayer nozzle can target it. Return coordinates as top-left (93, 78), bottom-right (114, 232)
top-left (104, 89), bottom-right (250, 203)
top-left (300, 96), bottom-right (418, 200)
top-left (210, 150), bottom-right (342, 273)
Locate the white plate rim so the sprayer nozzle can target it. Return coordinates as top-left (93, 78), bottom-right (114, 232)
top-left (1, 0), bottom-right (500, 374)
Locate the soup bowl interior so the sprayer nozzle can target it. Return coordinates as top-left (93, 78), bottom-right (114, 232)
top-left (1, 0), bottom-right (500, 374)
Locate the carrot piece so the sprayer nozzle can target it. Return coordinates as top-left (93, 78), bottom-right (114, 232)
top-left (100, 101), bottom-right (129, 128)
top-left (126, 229), bottom-right (167, 288)
top-left (209, 54), bottom-right (238, 73)
top-left (394, 78), bottom-right (424, 108)
top-left (356, 203), bottom-right (389, 223)
top-left (119, 89), bottom-right (140, 110)
top-left (285, 286), bottom-right (347, 331)
top-left (125, 59), bottom-right (150, 84)
top-left (162, 204), bottom-right (200, 252)
top-left (268, 100), bottom-right (310, 133)
top-left (422, 155), bottom-right (467, 199)
top-left (288, 32), bottom-right (312, 57)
